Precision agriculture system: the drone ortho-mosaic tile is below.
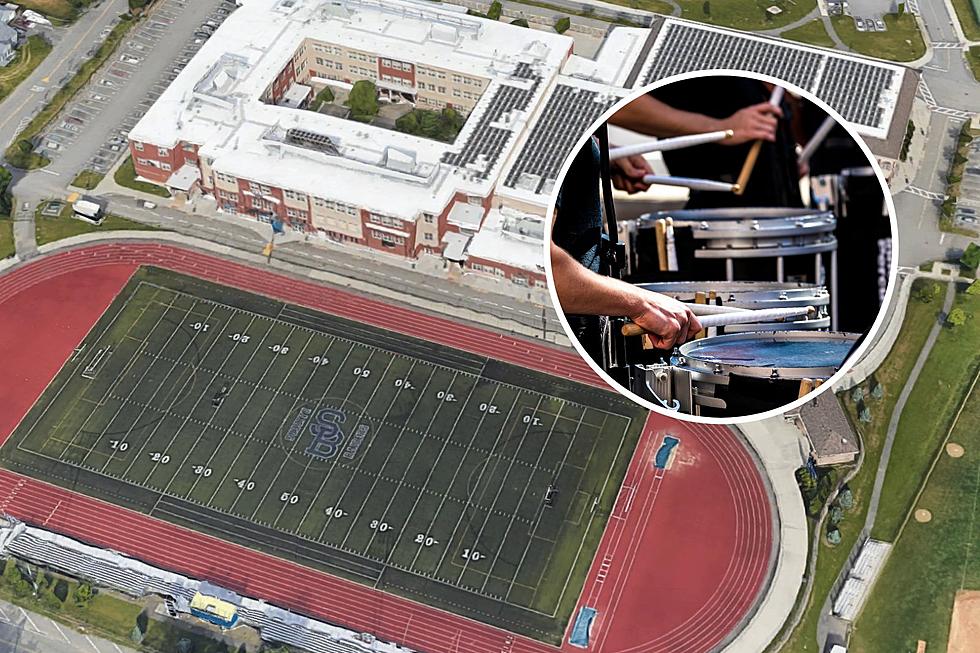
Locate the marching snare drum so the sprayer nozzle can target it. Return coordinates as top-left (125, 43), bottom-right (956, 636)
top-left (636, 281), bottom-right (831, 332)
top-left (638, 331), bottom-right (858, 417)
top-left (628, 208), bottom-right (837, 290)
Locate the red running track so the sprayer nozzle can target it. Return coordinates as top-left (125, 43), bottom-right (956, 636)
top-left (0, 243), bottom-right (774, 652)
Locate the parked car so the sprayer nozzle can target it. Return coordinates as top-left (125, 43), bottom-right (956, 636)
top-left (875, 18), bottom-right (885, 31)
top-left (854, 18), bottom-right (866, 32)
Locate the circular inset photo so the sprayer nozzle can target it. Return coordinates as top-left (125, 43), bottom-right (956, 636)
top-left (546, 72), bottom-right (897, 422)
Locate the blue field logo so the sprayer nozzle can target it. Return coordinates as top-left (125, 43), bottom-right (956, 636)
top-left (306, 408), bottom-right (347, 460)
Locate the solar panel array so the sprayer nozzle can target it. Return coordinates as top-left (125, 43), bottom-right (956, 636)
top-left (640, 21), bottom-right (898, 131)
top-left (441, 64), bottom-right (541, 180)
top-left (817, 57), bottom-right (891, 126)
top-left (503, 83), bottom-right (619, 194)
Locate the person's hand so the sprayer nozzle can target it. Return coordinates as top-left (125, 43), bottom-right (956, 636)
top-left (611, 154), bottom-right (652, 194)
top-left (627, 291), bottom-right (703, 350)
top-left (720, 102), bottom-right (783, 145)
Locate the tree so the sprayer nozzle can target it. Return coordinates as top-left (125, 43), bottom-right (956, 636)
top-left (130, 625), bottom-right (144, 644)
top-left (73, 582), bottom-right (93, 607)
top-left (839, 487), bottom-right (854, 510)
top-left (829, 505), bottom-right (844, 525)
top-left (487, 1), bottom-right (502, 20)
top-left (345, 80), bottom-right (379, 120)
top-left (960, 243), bottom-right (980, 270)
top-left (967, 280), bottom-right (980, 296)
top-left (0, 166), bottom-right (11, 217)
top-left (703, 1), bottom-right (710, 15)
top-left (554, 16), bottom-right (570, 34)
top-left (795, 467), bottom-right (816, 497)
top-left (511, 18), bottom-right (529, 27)
top-left (53, 579), bottom-right (69, 602)
top-left (946, 307), bottom-right (968, 328)
top-left (826, 527), bottom-right (842, 546)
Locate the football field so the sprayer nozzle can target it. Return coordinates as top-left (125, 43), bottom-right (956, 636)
top-left (1, 267), bottom-right (645, 642)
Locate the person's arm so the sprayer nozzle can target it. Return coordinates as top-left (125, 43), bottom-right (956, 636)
top-left (610, 95), bottom-right (782, 146)
top-left (550, 241), bottom-right (701, 349)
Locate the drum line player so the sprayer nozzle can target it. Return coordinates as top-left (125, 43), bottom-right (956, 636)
top-left (551, 82), bottom-right (892, 418)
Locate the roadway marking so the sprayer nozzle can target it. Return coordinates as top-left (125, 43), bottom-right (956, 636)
top-left (905, 186), bottom-right (943, 201)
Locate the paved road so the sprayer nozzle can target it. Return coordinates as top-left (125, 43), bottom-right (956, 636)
top-left (0, 597), bottom-right (134, 653)
top-left (0, 0), bottom-right (129, 150)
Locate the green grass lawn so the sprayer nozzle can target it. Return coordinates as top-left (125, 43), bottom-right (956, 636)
top-left (14, 0), bottom-right (94, 22)
top-left (968, 46), bottom-right (980, 84)
top-left (600, 0), bottom-right (675, 14)
top-left (778, 280), bottom-right (945, 653)
top-left (951, 0), bottom-right (980, 41)
top-left (114, 156), bottom-right (171, 198)
top-left (781, 19), bottom-right (835, 48)
top-left (871, 283), bottom-right (980, 542)
top-left (0, 36), bottom-right (53, 103)
top-left (831, 14), bottom-right (926, 62)
top-left (851, 343), bottom-right (980, 650)
top-left (677, 0), bottom-right (817, 31)
top-left (34, 201), bottom-right (158, 246)
top-left (0, 218), bottom-right (14, 260)
top-left (71, 169), bottom-right (105, 190)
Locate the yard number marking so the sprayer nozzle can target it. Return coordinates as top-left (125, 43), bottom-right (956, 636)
top-left (394, 378), bottom-right (414, 389)
top-left (269, 344), bottom-right (290, 354)
top-left (353, 367), bottom-right (371, 378)
top-left (280, 492), bottom-right (300, 504)
top-left (234, 478), bottom-right (255, 491)
top-left (325, 506), bottom-right (346, 518)
top-left (479, 403), bottom-right (499, 414)
top-left (437, 391), bottom-right (457, 402)
top-left (415, 534), bottom-right (439, 547)
top-left (369, 520), bottom-right (391, 532)
top-left (229, 333), bottom-right (250, 343)
top-left (462, 548), bottom-right (484, 561)
top-left (523, 415), bottom-right (542, 426)
top-left (310, 355), bottom-right (329, 366)
top-left (192, 465), bottom-right (212, 477)
top-left (109, 440), bottom-right (128, 451)
top-left (149, 452), bottom-right (170, 463)
top-left (190, 322), bottom-right (210, 332)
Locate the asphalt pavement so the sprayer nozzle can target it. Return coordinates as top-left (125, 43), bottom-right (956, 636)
top-left (0, 598), bottom-right (133, 653)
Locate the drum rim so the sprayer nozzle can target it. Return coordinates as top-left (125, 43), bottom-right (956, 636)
top-left (642, 207), bottom-right (835, 222)
top-left (672, 330), bottom-right (858, 379)
top-left (636, 282), bottom-right (831, 307)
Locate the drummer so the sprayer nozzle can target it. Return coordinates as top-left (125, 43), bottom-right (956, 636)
top-left (551, 137), bottom-right (703, 357)
top-left (612, 77), bottom-right (806, 209)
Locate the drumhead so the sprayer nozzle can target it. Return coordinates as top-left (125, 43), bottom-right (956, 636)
top-left (673, 331), bottom-right (858, 379)
top-left (637, 281), bottom-right (830, 308)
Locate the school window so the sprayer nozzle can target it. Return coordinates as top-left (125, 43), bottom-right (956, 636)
top-left (137, 158), bottom-right (150, 166)
top-left (424, 233), bottom-right (433, 241)
top-left (157, 147), bottom-right (170, 157)
top-left (134, 142), bottom-right (144, 151)
top-left (160, 163), bottom-right (172, 171)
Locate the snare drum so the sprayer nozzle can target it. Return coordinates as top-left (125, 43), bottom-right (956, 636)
top-left (639, 331), bottom-right (858, 417)
top-left (628, 208), bottom-right (837, 289)
top-left (636, 281), bottom-right (831, 332)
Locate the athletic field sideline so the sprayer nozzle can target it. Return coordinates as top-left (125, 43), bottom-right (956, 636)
top-left (1, 267), bottom-right (645, 643)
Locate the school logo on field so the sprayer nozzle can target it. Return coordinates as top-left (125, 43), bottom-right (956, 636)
top-left (282, 399), bottom-right (371, 463)
top-left (306, 408), bottom-right (347, 460)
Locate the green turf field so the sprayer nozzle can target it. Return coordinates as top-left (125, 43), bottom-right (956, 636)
top-left (1, 267), bottom-right (645, 643)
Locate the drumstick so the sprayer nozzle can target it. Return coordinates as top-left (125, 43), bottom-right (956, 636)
top-left (621, 305), bottom-right (815, 337)
top-left (683, 302), bottom-right (748, 316)
top-left (608, 130), bottom-right (735, 160)
top-left (799, 115), bottom-right (836, 166)
top-left (641, 175), bottom-right (740, 193)
top-left (734, 86), bottom-right (785, 196)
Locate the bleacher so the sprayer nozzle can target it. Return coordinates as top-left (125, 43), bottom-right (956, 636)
top-left (0, 519), bottom-right (413, 653)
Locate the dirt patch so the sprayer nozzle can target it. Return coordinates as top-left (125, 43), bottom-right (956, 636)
top-left (914, 508), bottom-right (933, 523)
top-left (947, 443), bottom-right (965, 458)
top-left (948, 591), bottom-right (980, 653)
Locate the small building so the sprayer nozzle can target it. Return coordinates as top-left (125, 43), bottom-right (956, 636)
top-left (787, 394), bottom-right (860, 466)
top-left (0, 4), bottom-right (17, 26)
top-left (190, 589), bottom-right (239, 629)
top-left (0, 23), bottom-right (17, 67)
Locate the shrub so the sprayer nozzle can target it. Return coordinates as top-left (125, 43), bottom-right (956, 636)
top-left (554, 16), bottom-right (570, 34)
top-left (959, 242), bottom-right (980, 270)
top-left (511, 18), bottom-right (529, 27)
top-left (487, 1), bottom-right (502, 20)
top-left (345, 80), bottom-right (378, 120)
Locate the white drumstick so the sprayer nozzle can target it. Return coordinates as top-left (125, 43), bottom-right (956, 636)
top-left (799, 115), bottom-right (836, 165)
top-left (683, 303), bottom-right (748, 315)
top-left (608, 130), bottom-right (734, 160)
top-left (642, 175), bottom-right (739, 193)
top-left (622, 305), bottom-right (815, 337)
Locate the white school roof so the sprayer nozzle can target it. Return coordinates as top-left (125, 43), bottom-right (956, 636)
top-left (129, 0), bottom-right (572, 220)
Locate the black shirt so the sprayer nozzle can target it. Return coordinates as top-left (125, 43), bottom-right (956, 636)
top-left (650, 78), bottom-right (803, 209)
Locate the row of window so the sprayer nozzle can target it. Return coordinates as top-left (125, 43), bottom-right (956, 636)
top-left (368, 213), bottom-right (403, 229)
top-left (313, 197), bottom-right (358, 216)
top-left (380, 73), bottom-right (412, 88)
top-left (137, 158), bottom-right (172, 172)
top-left (452, 88), bottom-right (478, 101)
top-left (416, 65), bottom-right (447, 80)
top-left (310, 42), bottom-right (343, 56)
top-left (420, 82), bottom-right (447, 94)
top-left (286, 207), bottom-right (309, 220)
top-left (133, 142), bottom-right (170, 158)
top-left (284, 188), bottom-right (307, 202)
top-left (380, 58), bottom-right (412, 72)
top-left (451, 73), bottom-right (482, 87)
top-left (315, 57), bottom-right (343, 71)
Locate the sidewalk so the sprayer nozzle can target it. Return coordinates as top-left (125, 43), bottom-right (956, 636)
top-left (724, 420), bottom-right (810, 653)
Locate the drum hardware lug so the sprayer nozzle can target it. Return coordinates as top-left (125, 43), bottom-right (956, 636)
top-left (713, 364), bottom-right (723, 374)
top-left (770, 369), bottom-right (780, 380)
top-left (751, 220), bottom-right (760, 230)
top-left (638, 364), bottom-right (681, 412)
top-left (698, 221), bottom-right (709, 230)
top-left (778, 292), bottom-right (788, 300)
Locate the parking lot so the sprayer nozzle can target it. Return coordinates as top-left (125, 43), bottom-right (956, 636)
top-left (38, 0), bottom-right (237, 177)
top-left (956, 138), bottom-right (980, 227)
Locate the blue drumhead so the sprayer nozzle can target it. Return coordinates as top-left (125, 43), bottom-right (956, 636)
top-left (685, 337), bottom-right (854, 369)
